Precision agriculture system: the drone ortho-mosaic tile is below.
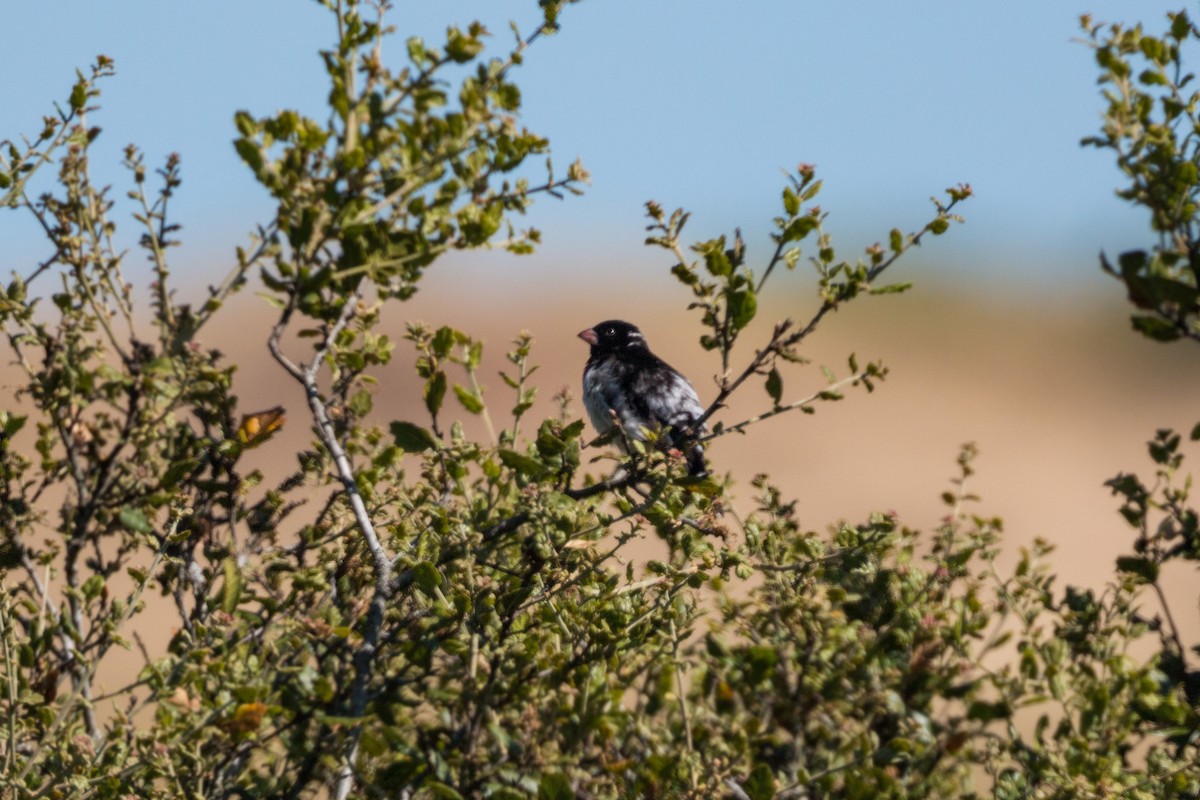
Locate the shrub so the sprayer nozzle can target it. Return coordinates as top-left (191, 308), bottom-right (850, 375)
top-left (1, 2), bottom-right (1197, 798)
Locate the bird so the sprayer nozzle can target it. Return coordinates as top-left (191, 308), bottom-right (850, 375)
top-left (578, 320), bottom-right (708, 476)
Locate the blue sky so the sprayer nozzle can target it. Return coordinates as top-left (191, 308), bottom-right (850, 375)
top-left (0, 1), bottom-right (1186, 294)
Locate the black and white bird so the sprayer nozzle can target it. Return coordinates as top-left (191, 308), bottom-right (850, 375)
top-left (579, 320), bottom-right (708, 476)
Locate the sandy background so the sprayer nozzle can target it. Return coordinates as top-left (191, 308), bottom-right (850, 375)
top-left (243, 276), bottom-right (1196, 538)
top-left (231, 258), bottom-right (1200, 619)
top-left (6, 257), bottom-right (1200, 697)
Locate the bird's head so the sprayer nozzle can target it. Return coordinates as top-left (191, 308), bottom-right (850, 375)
top-left (578, 320), bottom-right (646, 356)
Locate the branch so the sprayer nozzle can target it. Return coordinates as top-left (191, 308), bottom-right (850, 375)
top-left (294, 296), bottom-right (391, 800)
top-left (266, 296), bottom-right (305, 382)
top-left (482, 512), bottom-right (528, 540)
top-left (563, 469), bottom-right (638, 500)
top-left (1150, 577), bottom-right (1190, 672)
top-left (694, 191), bottom-right (968, 431)
top-left (700, 367), bottom-right (879, 442)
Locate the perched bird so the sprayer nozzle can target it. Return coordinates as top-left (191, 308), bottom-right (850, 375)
top-left (578, 320), bottom-right (708, 476)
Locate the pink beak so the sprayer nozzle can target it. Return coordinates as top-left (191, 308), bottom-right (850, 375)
top-left (578, 328), bottom-right (598, 345)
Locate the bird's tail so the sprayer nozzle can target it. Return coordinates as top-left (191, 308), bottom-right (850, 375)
top-left (686, 443), bottom-right (707, 477)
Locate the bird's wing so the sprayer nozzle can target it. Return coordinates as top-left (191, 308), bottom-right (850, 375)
top-left (633, 361), bottom-right (705, 434)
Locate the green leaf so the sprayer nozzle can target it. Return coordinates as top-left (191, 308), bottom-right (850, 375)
top-left (233, 110), bottom-right (257, 137)
top-left (537, 772), bottom-right (573, 800)
top-left (1116, 555), bottom-right (1159, 584)
top-left (1151, 275), bottom-right (1199, 307)
top-left (233, 138), bottom-right (265, 174)
top-left (161, 458), bottom-right (200, 490)
top-left (453, 384), bottom-right (484, 414)
top-left (432, 326), bottom-right (455, 358)
top-left (671, 262), bottom-right (699, 287)
top-left (119, 507), bottom-right (153, 535)
top-left (425, 783), bottom-right (465, 800)
top-left (765, 368), bottom-right (783, 406)
top-left (781, 215), bottom-right (817, 243)
top-left (1148, 429), bottom-right (1181, 464)
top-left (889, 227), bottom-right (904, 252)
top-left (676, 475), bottom-right (722, 496)
top-left (407, 36), bottom-right (427, 63)
top-left (1138, 68), bottom-right (1167, 86)
top-left (744, 764), bottom-right (775, 800)
top-left (499, 449), bottom-right (546, 477)
top-left (704, 248), bottom-right (731, 277)
top-left (445, 27), bottom-right (484, 63)
top-left (70, 81), bottom-right (88, 111)
top-left (466, 341), bottom-right (484, 370)
top-left (5, 277), bottom-right (23, 304)
top-left (1130, 315), bottom-right (1181, 342)
top-left (425, 371), bottom-right (447, 416)
top-left (390, 421), bottom-right (437, 452)
top-left (0, 413), bottom-right (27, 438)
top-left (82, 574), bottom-right (105, 601)
top-left (784, 246), bottom-right (801, 269)
top-left (535, 426), bottom-right (568, 457)
top-left (222, 558), bottom-right (243, 614)
top-left (745, 645), bottom-right (777, 683)
top-left (727, 288), bottom-right (757, 330)
top-left (966, 700), bottom-right (1011, 723)
top-left (868, 282), bottom-right (913, 295)
top-left (412, 562), bottom-right (443, 596)
top-left (782, 187), bottom-right (800, 216)
top-left (560, 419), bottom-right (585, 440)
top-left (348, 389), bottom-right (373, 417)
top-left (1117, 249), bottom-right (1147, 276)
top-left (1172, 11), bottom-right (1191, 41)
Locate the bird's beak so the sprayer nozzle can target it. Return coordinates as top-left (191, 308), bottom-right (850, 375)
top-left (578, 328), bottom-right (598, 346)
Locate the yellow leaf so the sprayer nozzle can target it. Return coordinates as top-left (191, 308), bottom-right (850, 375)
top-left (223, 702), bottom-right (267, 735)
top-left (237, 407), bottom-right (286, 448)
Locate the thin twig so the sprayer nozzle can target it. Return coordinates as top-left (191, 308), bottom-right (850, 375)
top-left (266, 297), bottom-right (305, 382)
top-left (700, 368), bottom-right (875, 442)
top-left (692, 193), bottom-right (966, 433)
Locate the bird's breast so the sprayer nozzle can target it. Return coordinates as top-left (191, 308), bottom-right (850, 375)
top-left (582, 360), bottom-right (618, 434)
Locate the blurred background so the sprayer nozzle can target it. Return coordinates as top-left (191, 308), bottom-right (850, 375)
top-left (4, 0), bottom-right (1200, 614)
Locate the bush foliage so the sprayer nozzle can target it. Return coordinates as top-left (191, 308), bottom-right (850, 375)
top-left (0, 2), bottom-right (1197, 798)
